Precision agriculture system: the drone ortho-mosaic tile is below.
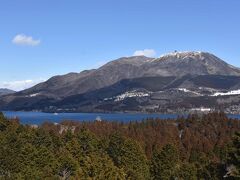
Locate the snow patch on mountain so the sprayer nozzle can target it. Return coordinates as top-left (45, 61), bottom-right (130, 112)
top-left (104, 90), bottom-right (150, 102)
top-left (177, 88), bottom-right (202, 95)
top-left (159, 51), bottom-right (204, 59)
top-left (28, 93), bottom-right (40, 97)
top-left (191, 107), bottom-right (211, 112)
top-left (212, 89), bottom-right (240, 96)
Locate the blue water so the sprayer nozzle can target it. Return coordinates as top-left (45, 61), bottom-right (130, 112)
top-left (3, 111), bottom-right (179, 125)
top-left (3, 111), bottom-right (240, 125)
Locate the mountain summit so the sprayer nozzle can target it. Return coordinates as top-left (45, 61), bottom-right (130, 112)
top-left (145, 51), bottom-right (240, 77)
top-left (1, 51), bottom-right (240, 112)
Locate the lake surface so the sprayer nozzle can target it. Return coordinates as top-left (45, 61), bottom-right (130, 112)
top-left (3, 111), bottom-right (179, 125)
top-left (3, 111), bottom-right (240, 125)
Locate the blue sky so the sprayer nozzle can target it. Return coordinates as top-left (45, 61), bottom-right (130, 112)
top-left (0, 0), bottom-right (240, 90)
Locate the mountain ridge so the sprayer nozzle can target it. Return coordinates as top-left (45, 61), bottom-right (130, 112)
top-left (1, 51), bottom-right (240, 113)
top-left (0, 88), bottom-right (15, 96)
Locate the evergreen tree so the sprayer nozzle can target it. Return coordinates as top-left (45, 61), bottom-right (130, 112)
top-left (227, 132), bottom-right (240, 178)
top-left (151, 144), bottom-right (180, 180)
top-left (108, 133), bottom-right (150, 180)
top-left (178, 162), bottom-right (197, 180)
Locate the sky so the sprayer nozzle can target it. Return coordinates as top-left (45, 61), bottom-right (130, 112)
top-left (0, 0), bottom-right (240, 91)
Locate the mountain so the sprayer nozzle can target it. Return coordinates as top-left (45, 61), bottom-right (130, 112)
top-left (146, 51), bottom-right (240, 76)
top-left (0, 88), bottom-right (15, 96)
top-left (43, 75), bottom-right (240, 113)
top-left (8, 51), bottom-right (240, 98)
top-left (1, 51), bottom-right (240, 113)
top-left (21, 56), bottom-right (152, 98)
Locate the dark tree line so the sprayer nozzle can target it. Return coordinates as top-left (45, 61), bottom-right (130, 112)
top-left (0, 112), bottom-right (240, 179)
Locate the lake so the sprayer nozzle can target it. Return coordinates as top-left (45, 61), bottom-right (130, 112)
top-left (3, 111), bottom-right (179, 125)
top-left (3, 111), bottom-right (240, 125)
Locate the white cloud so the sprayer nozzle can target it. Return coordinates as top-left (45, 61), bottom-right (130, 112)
top-left (12, 34), bottom-right (41, 46)
top-left (133, 49), bottom-right (156, 57)
top-left (0, 78), bottom-right (45, 91)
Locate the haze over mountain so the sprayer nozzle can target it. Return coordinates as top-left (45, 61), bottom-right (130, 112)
top-left (1, 51), bottom-right (240, 113)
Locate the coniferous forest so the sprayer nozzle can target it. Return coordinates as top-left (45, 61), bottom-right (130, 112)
top-left (0, 112), bottom-right (240, 179)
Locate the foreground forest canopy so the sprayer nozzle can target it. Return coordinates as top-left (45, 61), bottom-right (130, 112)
top-left (0, 112), bottom-right (240, 179)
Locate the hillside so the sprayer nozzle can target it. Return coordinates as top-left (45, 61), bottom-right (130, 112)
top-left (0, 88), bottom-right (15, 96)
